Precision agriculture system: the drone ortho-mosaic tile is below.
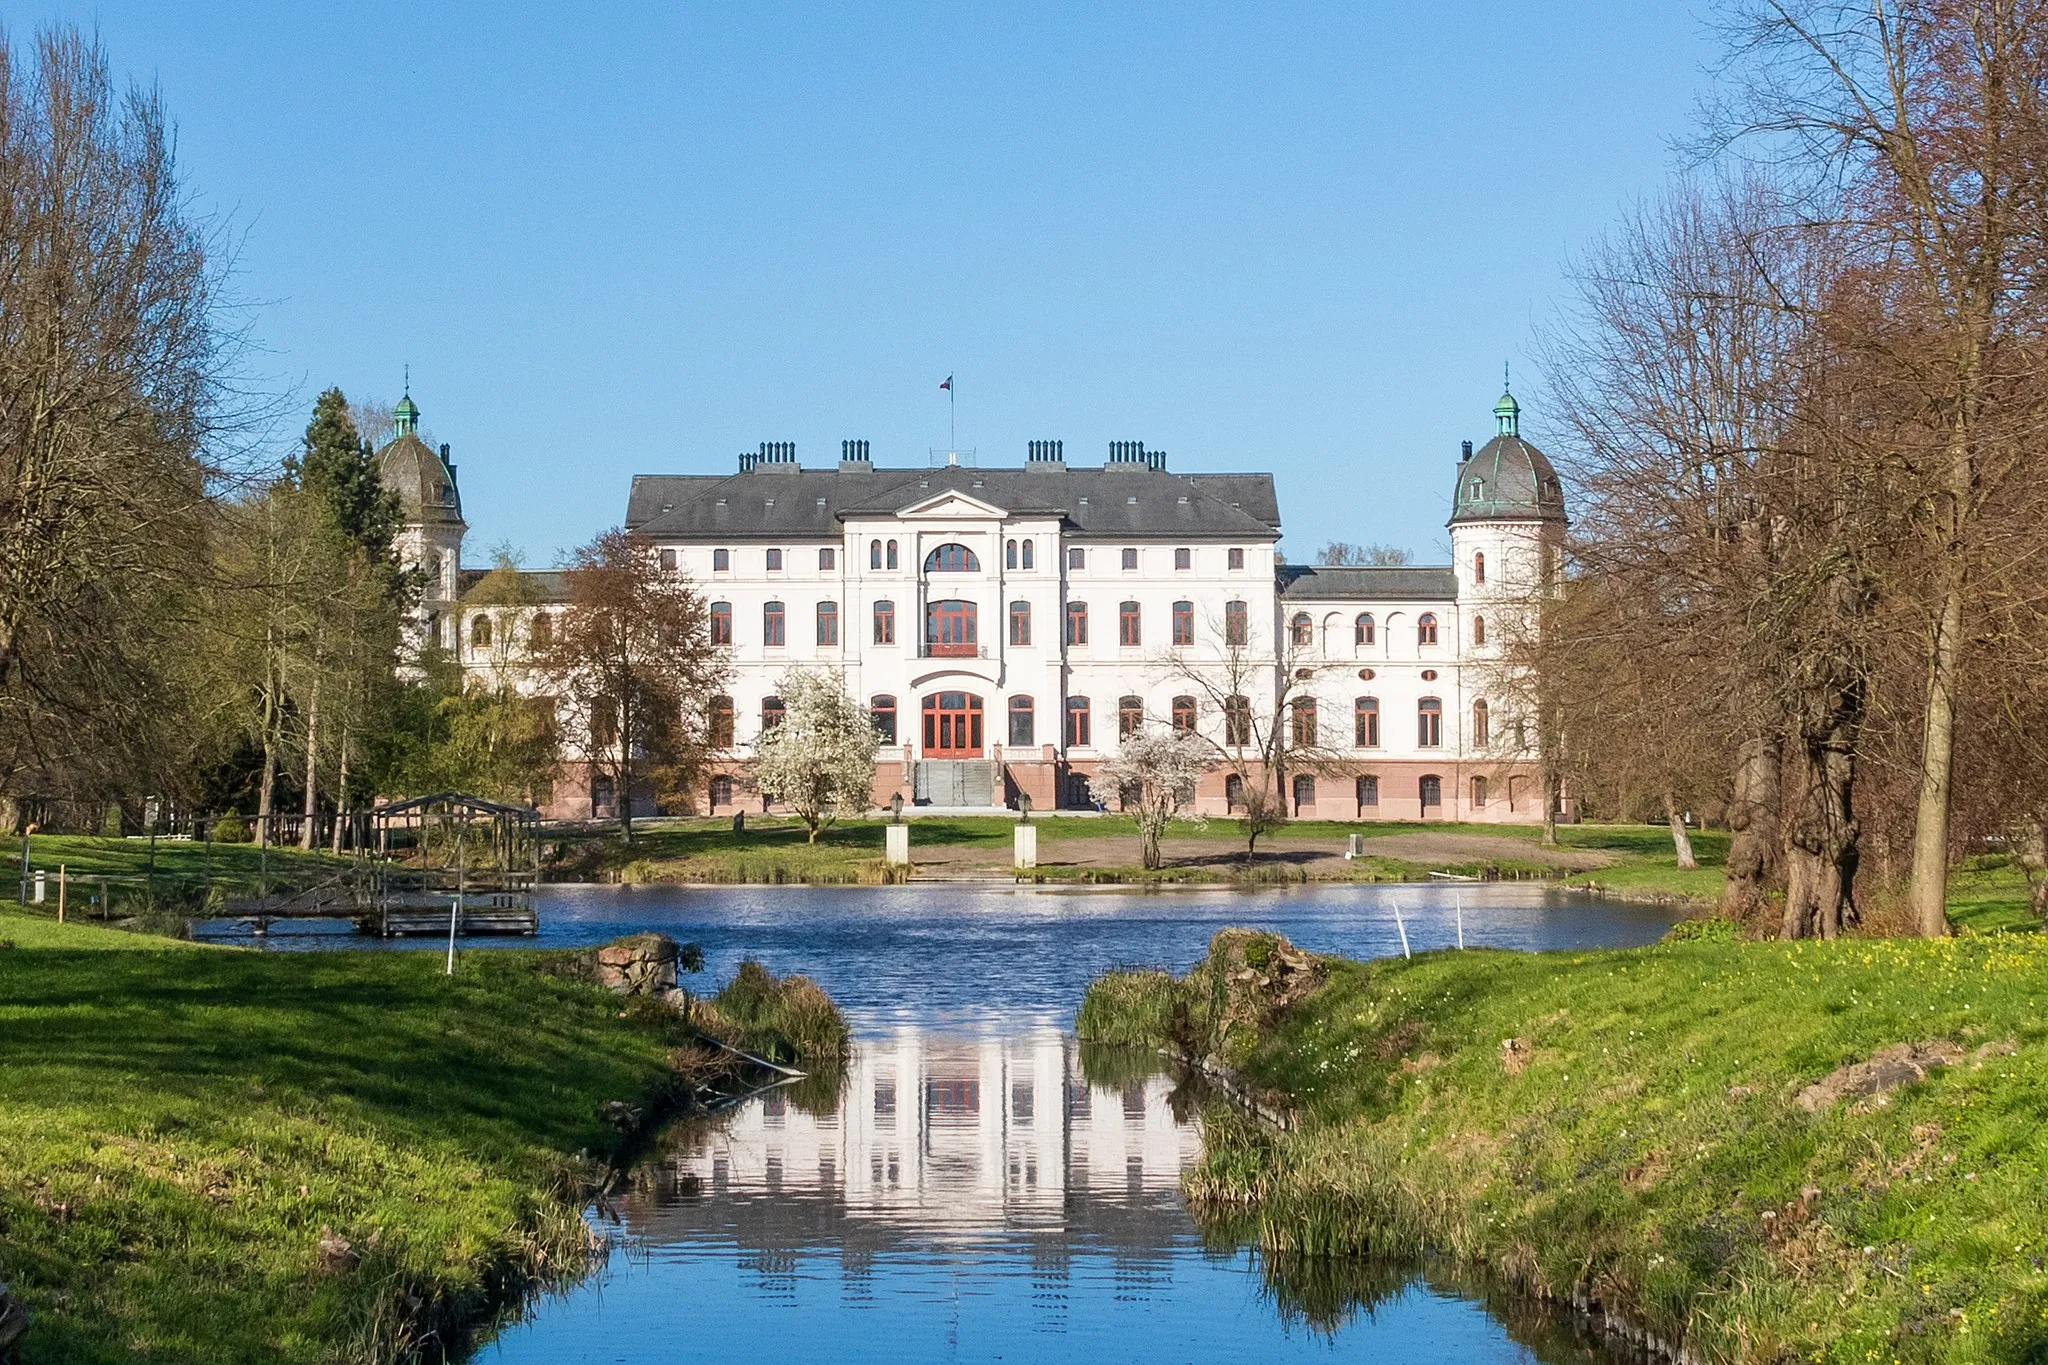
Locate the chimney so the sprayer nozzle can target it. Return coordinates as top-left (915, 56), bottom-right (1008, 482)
top-left (1461, 440), bottom-right (1473, 462)
top-left (440, 443), bottom-right (457, 484)
top-left (1027, 439), bottom-right (1065, 466)
top-left (839, 438), bottom-right (872, 471)
top-left (753, 441), bottom-right (798, 472)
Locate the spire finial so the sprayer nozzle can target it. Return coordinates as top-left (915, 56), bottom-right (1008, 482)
top-left (1503, 360), bottom-right (1510, 391)
top-left (403, 363), bottom-right (410, 395)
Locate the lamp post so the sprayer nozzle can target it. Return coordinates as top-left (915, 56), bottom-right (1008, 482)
top-left (890, 792), bottom-right (904, 823)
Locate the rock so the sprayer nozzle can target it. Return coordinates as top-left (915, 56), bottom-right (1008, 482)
top-left (0, 1283), bottom-right (27, 1358)
top-left (598, 1100), bottom-right (643, 1133)
top-left (1796, 1041), bottom-right (1962, 1114)
top-left (594, 933), bottom-right (682, 997)
top-left (316, 1226), bottom-right (359, 1275)
top-left (1501, 1037), bottom-right (1531, 1075)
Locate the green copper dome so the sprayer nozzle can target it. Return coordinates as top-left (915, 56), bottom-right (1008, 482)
top-left (1493, 388), bottom-right (1521, 436)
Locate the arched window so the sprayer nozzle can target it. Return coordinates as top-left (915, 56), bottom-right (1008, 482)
top-left (1418, 697), bottom-right (1443, 747)
top-left (1021, 540), bottom-right (1034, 569)
top-left (886, 539), bottom-right (899, 570)
top-left (1220, 597), bottom-right (1253, 646)
top-left (1172, 600), bottom-right (1195, 646)
top-left (762, 601), bottom-right (785, 646)
top-left (471, 614), bottom-right (492, 649)
top-left (870, 539), bottom-right (882, 569)
top-left (1473, 614), bottom-right (1486, 646)
top-left (1119, 600), bottom-right (1142, 647)
top-left (1292, 697), bottom-right (1318, 747)
top-left (761, 695), bottom-right (786, 732)
top-left (710, 602), bottom-right (733, 645)
top-left (529, 613), bottom-right (553, 649)
top-left (1009, 600), bottom-right (1031, 646)
top-left (708, 695), bottom-right (734, 747)
top-left (873, 599), bottom-right (895, 644)
top-left (1292, 774), bottom-right (1316, 814)
top-left (1290, 612), bottom-right (1313, 648)
top-left (1420, 774), bottom-right (1442, 810)
top-left (1065, 601), bottom-right (1088, 645)
top-left (713, 548), bottom-right (730, 572)
top-left (1065, 696), bottom-right (1092, 748)
top-left (1472, 699), bottom-right (1490, 747)
top-left (1008, 695), bottom-right (1035, 746)
top-left (1225, 774), bottom-right (1247, 811)
top-left (1471, 775), bottom-right (1489, 808)
top-left (1355, 613), bottom-right (1375, 646)
top-left (1224, 695), bottom-right (1252, 746)
top-left (1006, 539), bottom-right (1018, 569)
top-left (1171, 695), bottom-right (1197, 733)
top-left (709, 774), bottom-right (734, 808)
top-left (870, 694), bottom-right (897, 744)
top-left (1467, 476), bottom-right (1486, 501)
top-left (1417, 612), bottom-right (1439, 646)
top-left (1473, 551), bottom-right (1486, 585)
top-left (1118, 695), bottom-right (1145, 739)
top-left (1355, 696), bottom-right (1379, 747)
top-left (924, 542), bottom-right (979, 572)
top-left (1356, 775), bottom-right (1379, 811)
top-left (816, 600), bottom-right (839, 646)
top-left (428, 553), bottom-right (442, 584)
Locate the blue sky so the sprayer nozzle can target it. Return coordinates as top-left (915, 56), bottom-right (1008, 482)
top-left (30, 3), bottom-right (1712, 565)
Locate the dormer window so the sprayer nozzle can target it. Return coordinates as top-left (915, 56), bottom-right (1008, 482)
top-left (1468, 478), bottom-right (1486, 501)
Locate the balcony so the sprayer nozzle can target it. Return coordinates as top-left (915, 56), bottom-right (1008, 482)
top-left (920, 642), bottom-right (988, 659)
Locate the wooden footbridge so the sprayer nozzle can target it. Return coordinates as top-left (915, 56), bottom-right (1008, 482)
top-left (222, 793), bottom-right (541, 937)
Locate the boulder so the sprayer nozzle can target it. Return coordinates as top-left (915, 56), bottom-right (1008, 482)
top-left (0, 1283), bottom-right (27, 1358)
top-left (594, 933), bottom-right (683, 996)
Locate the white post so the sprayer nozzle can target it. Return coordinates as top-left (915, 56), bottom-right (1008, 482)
top-left (31, 870), bottom-right (45, 904)
top-left (1456, 892), bottom-right (1465, 949)
top-left (1393, 900), bottom-right (1411, 959)
top-left (885, 823), bottom-right (910, 867)
top-left (1014, 823), bottom-right (1037, 870)
top-left (445, 897), bottom-right (459, 976)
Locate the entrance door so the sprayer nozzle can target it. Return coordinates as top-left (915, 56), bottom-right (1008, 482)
top-left (922, 692), bottom-right (984, 757)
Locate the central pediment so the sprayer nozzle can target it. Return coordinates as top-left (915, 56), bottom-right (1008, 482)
top-left (894, 490), bottom-right (1009, 519)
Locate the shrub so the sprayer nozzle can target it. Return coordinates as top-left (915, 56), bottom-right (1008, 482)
top-left (1663, 915), bottom-right (1737, 943)
top-left (706, 959), bottom-right (850, 1065)
top-left (1075, 968), bottom-right (1179, 1047)
top-left (209, 815), bottom-right (251, 844)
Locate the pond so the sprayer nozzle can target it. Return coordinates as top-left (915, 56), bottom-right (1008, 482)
top-left (205, 883), bottom-right (1676, 1361)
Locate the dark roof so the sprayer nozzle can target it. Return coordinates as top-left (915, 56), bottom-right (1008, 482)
top-left (625, 463), bottom-right (1281, 540)
top-left (1450, 433), bottom-right (1566, 525)
top-left (458, 568), bottom-right (570, 605)
top-left (375, 432), bottom-right (464, 526)
top-left (1276, 564), bottom-right (1458, 602)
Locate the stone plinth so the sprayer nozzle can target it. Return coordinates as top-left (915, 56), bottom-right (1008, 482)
top-left (1014, 823), bottom-right (1037, 869)
top-left (885, 823), bottom-right (910, 866)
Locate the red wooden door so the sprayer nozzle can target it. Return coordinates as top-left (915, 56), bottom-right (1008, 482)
top-left (921, 692), bottom-right (984, 757)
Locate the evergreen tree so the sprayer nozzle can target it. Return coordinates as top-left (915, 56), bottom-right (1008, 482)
top-left (296, 387), bottom-right (402, 562)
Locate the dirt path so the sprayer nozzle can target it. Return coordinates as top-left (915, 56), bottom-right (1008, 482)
top-left (904, 828), bottom-right (1612, 878)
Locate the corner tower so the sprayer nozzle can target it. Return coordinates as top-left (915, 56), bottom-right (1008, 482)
top-left (373, 388), bottom-right (467, 656)
top-left (1448, 383), bottom-right (1566, 617)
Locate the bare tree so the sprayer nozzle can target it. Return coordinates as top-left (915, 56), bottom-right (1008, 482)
top-left (531, 529), bottom-right (727, 842)
top-left (1718, 0), bottom-right (2048, 934)
top-left (0, 28), bottom-right (246, 820)
top-left (1314, 542), bottom-right (1413, 566)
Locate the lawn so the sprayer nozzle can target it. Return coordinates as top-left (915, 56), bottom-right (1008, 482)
top-left (1083, 925), bottom-right (2048, 1363)
top-left (0, 910), bottom-right (694, 1363)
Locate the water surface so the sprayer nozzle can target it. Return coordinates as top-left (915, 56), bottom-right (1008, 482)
top-left (405, 883), bottom-right (1662, 1363)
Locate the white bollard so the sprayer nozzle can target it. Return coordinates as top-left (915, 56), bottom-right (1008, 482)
top-left (1014, 823), bottom-right (1037, 870)
top-left (1344, 833), bottom-right (1365, 860)
top-left (32, 870), bottom-right (46, 904)
top-left (885, 823), bottom-right (911, 866)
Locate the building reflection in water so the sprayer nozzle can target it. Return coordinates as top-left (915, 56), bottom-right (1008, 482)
top-left (621, 1026), bottom-right (1204, 1301)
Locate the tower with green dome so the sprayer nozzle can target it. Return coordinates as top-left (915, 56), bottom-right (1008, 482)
top-left (372, 387), bottom-right (468, 659)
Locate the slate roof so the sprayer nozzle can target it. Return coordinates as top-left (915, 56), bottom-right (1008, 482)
top-left (624, 463), bottom-right (1282, 541)
top-left (376, 431), bottom-right (463, 526)
top-left (1450, 433), bottom-right (1567, 525)
top-left (1276, 564), bottom-right (1458, 602)
top-left (458, 568), bottom-right (570, 604)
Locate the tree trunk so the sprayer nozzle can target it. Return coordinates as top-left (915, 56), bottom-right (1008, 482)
top-left (299, 675), bottom-right (321, 850)
top-left (1721, 733), bottom-right (1781, 920)
top-left (257, 695), bottom-right (278, 849)
top-left (1664, 792), bottom-right (1698, 870)
top-left (1540, 768), bottom-right (1558, 847)
top-left (330, 728), bottom-right (349, 855)
top-left (1140, 814), bottom-right (1162, 870)
top-left (1906, 574), bottom-right (1963, 938)
top-left (1779, 685), bottom-right (1860, 940)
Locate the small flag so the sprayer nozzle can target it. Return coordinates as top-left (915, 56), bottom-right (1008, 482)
top-left (939, 375), bottom-right (952, 391)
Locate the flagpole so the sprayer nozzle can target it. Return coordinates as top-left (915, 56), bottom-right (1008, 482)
top-left (949, 376), bottom-right (956, 451)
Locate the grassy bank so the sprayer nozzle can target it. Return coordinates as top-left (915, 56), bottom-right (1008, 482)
top-left (1081, 928), bottom-right (2048, 1363)
top-left (0, 910), bottom-right (709, 1364)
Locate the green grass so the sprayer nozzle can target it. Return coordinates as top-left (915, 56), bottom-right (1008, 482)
top-left (1091, 928), bottom-right (2048, 1363)
top-left (0, 919), bottom-right (697, 1364)
top-left (3, 832), bottom-right (348, 883)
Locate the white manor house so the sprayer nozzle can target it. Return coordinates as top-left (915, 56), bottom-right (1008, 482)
top-left (375, 388), bottom-right (1566, 824)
